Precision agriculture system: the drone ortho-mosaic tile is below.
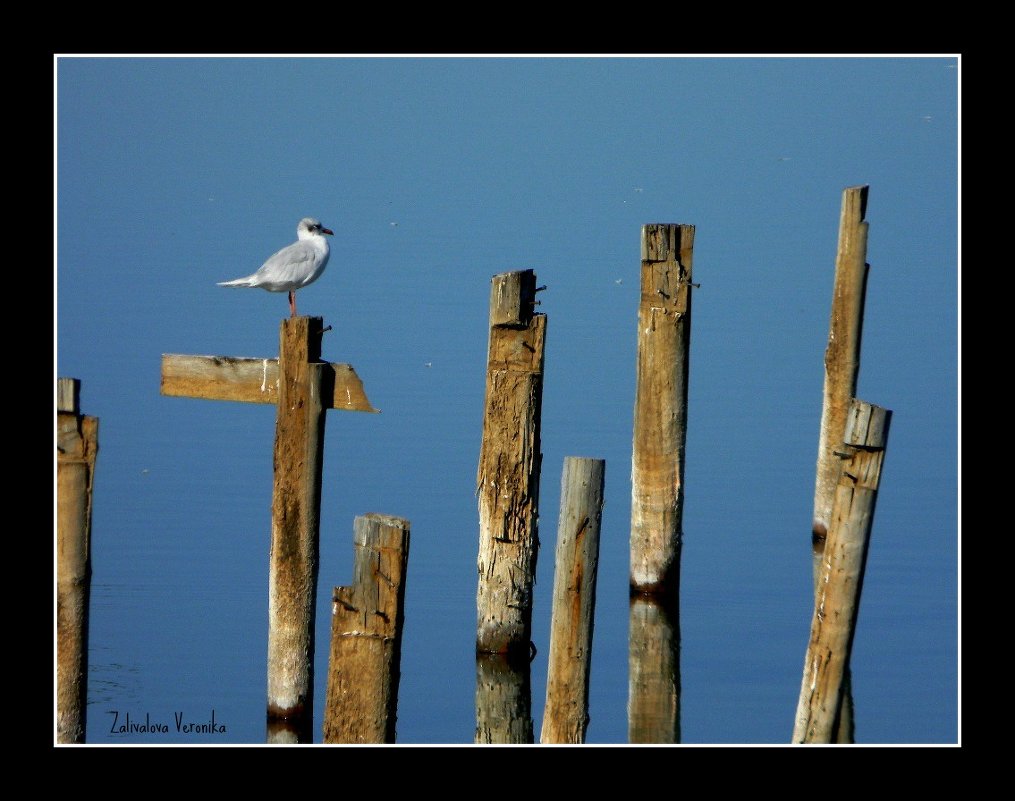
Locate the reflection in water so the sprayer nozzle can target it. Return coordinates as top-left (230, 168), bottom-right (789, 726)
top-left (265, 720), bottom-right (303, 743)
top-left (628, 593), bottom-right (680, 744)
top-left (86, 659), bottom-right (141, 707)
top-left (837, 670), bottom-right (855, 743)
top-left (475, 652), bottom-right (533, 744)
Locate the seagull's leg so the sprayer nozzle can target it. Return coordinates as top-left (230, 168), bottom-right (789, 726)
top-left (289, 290), bottom-right (297, 318)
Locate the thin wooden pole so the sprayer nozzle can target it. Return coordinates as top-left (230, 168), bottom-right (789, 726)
top-left (323, 514), bottom-right (411, 744)
top-left (475, 653), bottom-right (534, 744)
top-left (631, 224), bottom-right (694, 594)
top-left (812, 186), bottom-right (870, 743)
top-left (541, 457), bottom-right (605, 744)
top-left (793, 399), bottom-right (891, 744)
top-left (266, 316), bottom-right (326, 742)
top-left (476, 269), bottom-right (546, 657)
top-left (56, 378), bottom-right (98, 744)
top-left (628, 594), bottom-right (680, 744)
top-left (813, 186), bottom-right (870, 583)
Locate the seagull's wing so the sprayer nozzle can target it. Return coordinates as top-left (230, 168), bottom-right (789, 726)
top-left (251, 240), bottom-right (321, 290)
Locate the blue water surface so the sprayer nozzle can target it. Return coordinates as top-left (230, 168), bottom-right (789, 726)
top-left (56, 55), bottom-right (959, 746)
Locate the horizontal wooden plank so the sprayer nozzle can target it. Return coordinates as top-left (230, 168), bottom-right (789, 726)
top-left (160, 354), bottom-right (379, 413)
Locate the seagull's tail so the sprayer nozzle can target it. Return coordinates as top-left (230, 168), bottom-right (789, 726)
top-left (217, 275), bottom-right (256, 287)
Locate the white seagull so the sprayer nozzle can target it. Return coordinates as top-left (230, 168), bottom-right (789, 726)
top-left (218, 217), bottom-right (333, 317)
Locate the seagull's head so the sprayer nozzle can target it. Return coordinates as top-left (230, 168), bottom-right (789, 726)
top-left (297, 217), bottom-right (334, 239)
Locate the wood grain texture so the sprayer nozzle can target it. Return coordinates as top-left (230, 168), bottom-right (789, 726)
top-left (266, 318), bottom-right (326, 740)
top-left (57, 377), bottom-right (79, 414)
top-left (631, 224), bottom-right (694, 593)
top-left (160, 354), bottom-right (378, 412)
top-left (323, 514), bottom-right (410, 744)
top-left (489, 269), bottom-right (537, 327)
top-left (57, 388), bottom-right (98, 744)
top-left (541, 457), bottom-right (605, 744)
top-left (813, 186), bottom-right (870, 551)
top-left (476, 271), bottom-right (546, 656)
top-left (794, 399), bottom-right (891, 744)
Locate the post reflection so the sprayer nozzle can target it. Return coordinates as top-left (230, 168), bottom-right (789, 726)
top-left (475, 651), bottom-right (534, 744)
top-left (628, 593), bottom-right (680, 744)
top-left (266, 716), bottom-right (309, 744)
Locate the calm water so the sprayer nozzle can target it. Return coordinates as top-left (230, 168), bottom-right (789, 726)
top-left (57, 56), bottom-right (959, 746)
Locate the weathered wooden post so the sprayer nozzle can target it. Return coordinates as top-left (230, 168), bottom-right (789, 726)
top-left (160, 316), bottom-right (377, 743)
top-left (57, 378), bottom-right (98, 744)
top-left (265, 317), bottom-right (326, 741)
top-left (541, 457), bottom-right (605, 744)
top-left (630, 224), bottom-right (695, 594)
top-left (323, 514), bottom-right (410, 744)
top-left (476, 269), bottom-right (546, 657)
top-left (793, 399), bottom-right (891, 744)
top-left (475, 654), bottom-right (534, 744)
top-left (811, 185), bottom-right (870, 743)
top-left (628, 594), bottom-right (681, 744)
top-left (813, 186), bottom-right (870, 583)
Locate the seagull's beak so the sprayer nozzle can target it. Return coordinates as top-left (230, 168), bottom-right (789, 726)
top-left (322, 227), bottom-right (334, 236)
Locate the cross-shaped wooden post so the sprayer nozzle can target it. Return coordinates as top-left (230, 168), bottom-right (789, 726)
top-left (160, 316), bottom-right (377, 743)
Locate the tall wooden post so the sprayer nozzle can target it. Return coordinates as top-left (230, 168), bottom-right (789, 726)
top-left (57, 378), bottom-right (98, 744)
top-left (793, 399), bottom-right (891, 744)
top-left (476, 269), bottom-right (546, 657)
top-left (811, 186), bottom-right (870, 743)
top-left (813, 186), bottom-right (870, 581)
top-left (628, 594), bottom-right (681, 744)
top-left (541, 457), bottom-right (605, 744)
top-left (160, 316), bottom-right (378, 743)
top-left (631, 224), bottom-right (695, 593)
top-left (266, 317), bottom-right (326, 741)
top-left (323, 514), bottom-right (410, 744)
top-left (475, 654), bottom-right (534, 744)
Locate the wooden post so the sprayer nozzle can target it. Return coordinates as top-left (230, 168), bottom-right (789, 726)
top-left (57, 378), bottom-right (98, 744)
top-left (631, 224), bottom-right (694, 594)
top-left (265, 317), bottom-right (326, 741)
top-left (540, 457), bottom-right (605, 744)
top-left (323, 514), bottom-right (410, 744)
top-left (811, 186), bottom-right (870, 743)
top-left (476, 269), bottom-right (546, 657)
top-left (475, 654), bottom-right (534, 744)
top-left (628, 595), bottom-right (680, 744)
top-left (813, 186), bottom-right (870, 582)
top-left (793, 399), bottom-right (891, 744)
top-left (160, 316), bottom-right (377, 743)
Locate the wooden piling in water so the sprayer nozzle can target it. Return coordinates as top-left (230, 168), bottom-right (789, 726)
top-left (56, 378), bottom-right (98, 744)
top-left (475, 653), bottom-right (534, 744)
top-left (631, 224), bottom-right (695, 594)
top-left (159, 316), bottom-right (378, 743)
top-left (476, 269), bottom-right (546, 657)
top-left (813, 186), bottom-right (870, 583)
top-left (323, 514), bottom-right (410, 744)
top-left (540, 457), bottom-right (605, 744)
top-left (266, 317), bottom-right (327, 741)
top-left (811, 186), bottom-right (870, 743)
top-left (793, 399), bottom-right (891, 744)
top-left (628, 594), bottom-right (681, 744)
